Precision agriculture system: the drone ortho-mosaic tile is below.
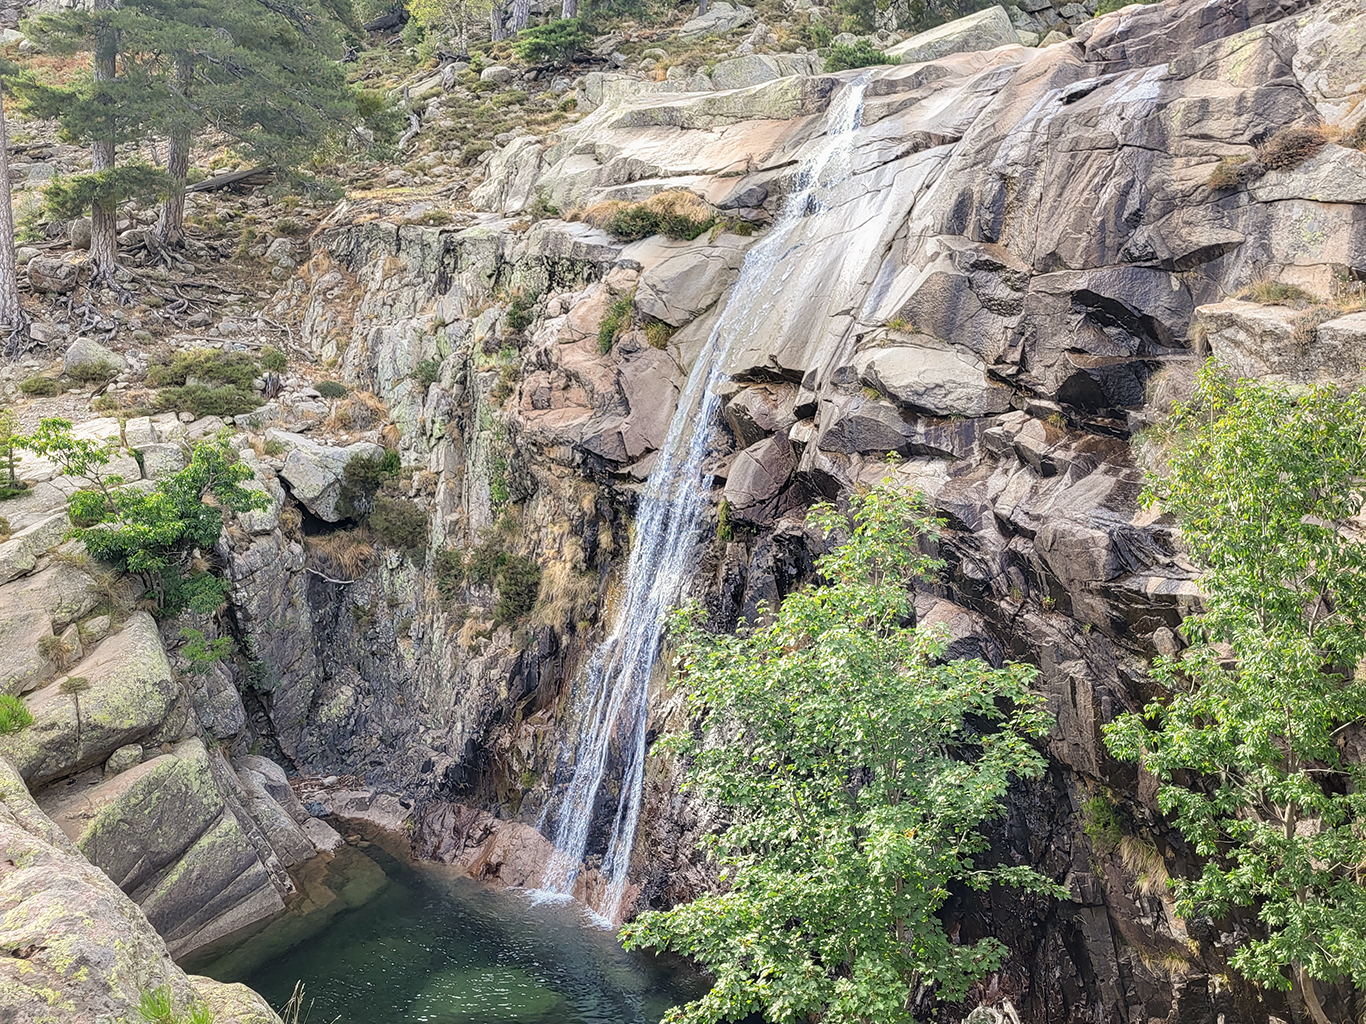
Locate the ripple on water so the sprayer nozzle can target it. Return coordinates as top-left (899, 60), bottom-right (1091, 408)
top-left (185, 835), bottom-right (705, 1024)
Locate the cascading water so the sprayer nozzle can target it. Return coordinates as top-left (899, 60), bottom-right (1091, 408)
top-left (537, 75), bottom-right (872, 924)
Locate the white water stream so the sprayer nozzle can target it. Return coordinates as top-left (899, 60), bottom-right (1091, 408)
top-left (537, 76), bottom-right (872, 924)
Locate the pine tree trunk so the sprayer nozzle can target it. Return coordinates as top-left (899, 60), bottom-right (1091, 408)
top-left (562, 0), bottom-right (578, 18)
top-left (90, 0), bottom-right (118, 282)
top-left (509, 0), bottom-right (531, 34)
top-left (0, 77), bottom-right (23, 331)
top-left (490, 2), bottom-right (508, 40)
top-left (155, 58), bottom-right (192, 248)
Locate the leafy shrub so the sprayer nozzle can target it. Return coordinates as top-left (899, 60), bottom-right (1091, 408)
top-left (491, 90), bottom-right (529, 108)
top-left (598, 294), bottom-right (634, 353)
top-left (513, 18), bottom-right (592, 63)
top-left (316, 380), bottom-right (349, 399)
top-left (495, 554), bottom-right (541, 624)
top-left (434, 547), bottom-right (466, 599)
top-left (20, 376), bottom-right (63, 397)
top-left (155, 385), bottom-right (260, 419)
top-left (823, 41), bottom-right (887, 72)
top-left (259, 346), bottom-right (287, 372)
top-left (369, 496), bottom-right (428, 550)
top-left (148, 349), bottom-right (258, 390)
top-left (576, 191), bottom-right (716, 242)
top-left (336, 450), bottom-right (400, 521)
top-left (1259, 125), bottom-right (1328, 171)
top-left (460, 141), bottom-right (493, 165)
top-left (0, 694), bottom-right (33, 736)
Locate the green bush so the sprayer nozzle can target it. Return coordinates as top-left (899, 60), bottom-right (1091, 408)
top-left (336, 449), bottom-right (401, 520)
top-left (513, 18), bottom-right (591, 63)
top-left (413, 358), bottom-right (442, 388)
top-left (259, 346), bottom-right (287, 372)
top-left (155, 384), bottom-right (260, 419)
top-left (66, 360), bottom-right (118, 384)
top-left (19, 376), bottom-right (63, 397)
top-left (600, 191), bottom-right (715, 242)
top-left (505, 291), bottom-right (537, 333)
top-left (148, 349), bottom-right (258, 390)
top-left (316, 380), bottom-right (349, 399)
top-left (0, 694), bottom-right (33, 736)
top-left (598, 294), bottom-right (634, 353)
top-left (823, 41), bottom-right (888, 72)
top-left (434, 547), bottom-right (466, 599)
top-left (369, 496), bottom-right (428, 550)
top-left (495, 554), bottom-right (541, 624)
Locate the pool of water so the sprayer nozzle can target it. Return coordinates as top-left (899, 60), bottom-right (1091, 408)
top-left (187, 835), bottom-right (706, 1024)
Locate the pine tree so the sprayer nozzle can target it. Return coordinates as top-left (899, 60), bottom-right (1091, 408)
top-left (18, 0), bottom-right (369, 272)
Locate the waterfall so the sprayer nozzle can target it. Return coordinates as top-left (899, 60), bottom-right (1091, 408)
top-left (537, 75), bottom-right (872, 924)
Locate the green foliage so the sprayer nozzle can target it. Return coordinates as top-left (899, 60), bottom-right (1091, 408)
top-left (42, 165), bottom-right (169, 220)
top-left (1238, 278), bottom-right (1313, 305)
top-left (316, 380), bottom-right (350, 399)
top-left (259, 346), bottom-right (288, 373)
top-left (433, 546), bottom-right (466, 600)
top-left (600, 191), bottom-right (715, 242)
top-left (138, 985), bottom-right (215, 1024)
top-left (66, 360), bottom-right (119, 384)
top-left (369, 496), bottom-right (428, 551)
top-left (823, 41), bottom-right (888, 72)
top-left (1081, 794), bottom-right (1126, 851)
top-left (504, 290), bottom-right (537, 332)
top-left (336, 450), bottom-right (399, 521)
top-left (1104, 366), bottom-right (1366, 1011)
top-left (154, 385), bottom-right (260, 419)
top-left (513, 18), bottom-right (591, 63)
top-left (0, 695), bottom-right (33, 736)
top-left (0, 410), bottom-right (22, 491)
top-left (716, 498), bottom-right (731, 542)
top-left (598, 294), bottom-right (633, 353)
top-left (148, 349), bottom-right (259, 390)
top-left (19, 375), bottom-right (63, 397)
top-left (24, 419), bottom-right (267, 615)
top-left (180, 627), bottom-right (232, 672)
top-left (457, 542), bottom-right (541, 624)
top-left (622, 479), bottom-right (1058, 1024)
top-left (412, 358), bottom-right (442, 388)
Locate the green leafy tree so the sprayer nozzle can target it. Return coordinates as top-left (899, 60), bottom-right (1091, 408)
top-left (622, 479), bottom-right (1059, 1024)
top-left (823, 40), bottom-right (888, 72)
top-left (408, 0), bottom-right (498, 52)
top-left (513, 17), bottom-right (591, 63)
top-left (24, 419), bottom-right (268, 615)
top-left (1105, 367), bottom-right (1366, 1024)
top-left (0, 408), bottom-right (24, 497)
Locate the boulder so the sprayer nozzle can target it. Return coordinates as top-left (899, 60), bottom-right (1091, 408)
top-left (1199, 300), bottom-right (1366, 387)
top-left (724, 435), bottom-right (797, 524)
top-left (678, 1), bottom-right (755, 40)
top-left (0, 512), bottom-right (70, 585)
top-left (104, 742), bottom-right (143, 777)
top-left (69, 216), bottom-right (92, 249)
top-left (634, 237), bottom-right (750, 327)
top-left (0, 611), bottom-right (179, 784)
top-left (480, 65), bottom-right (514, 86)
top-left (27, 255), bottom-right (82, 294)
top-left (854, 339), bottom-right (1014, 417)
top-left (63, 336), bottom-right (127, 377)
top-left (884, 6), bottom-right (1021, 64)
top-left (0, 757), bottom-right (283, 1024)
top-left (0, 605), bottom-right (55, 696)
top-left (708, 52), bottom-right (821, 91)
top-left (137, 442), bottom-right (188, 479)
top-left (271, 431), bottom-right (383, 521)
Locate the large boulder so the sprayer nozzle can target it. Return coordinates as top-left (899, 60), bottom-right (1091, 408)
top-left (27, 255), bottom-right (82, 294)
top-left (63, 337), bottom-right (127, 377)
top-left (0, 512), bottom-right (70, 585)
top-left (884, 6), bottom-right (1021, 64)
top-left (270, 431), bottom-right (383, 522)
top-left (634, 236), bottom-right (752, 327)
top-left (854, 338), bottom-right (1014, 417)
top-left (0, 611), bottom-right (179, 785)
top-left (678, 1), bottom-right (755, 40)
top-left (0, 756), bottom-right (282, 1024)
top-left (1199, 300), bottom-right (1366, 387)
top-left (709, 52), bottom-right (822, 91)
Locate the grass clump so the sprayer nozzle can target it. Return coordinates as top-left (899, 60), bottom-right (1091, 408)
top-left (1259, 125), bottom-right (1328, 171)
top-left (575, 190), bottom-right (716, 242)
top-left (38, 633), bottom-right (74, 669)
top-left (1207, 155), bottom-right (1255, 189)
top-left (598, 293), bottom-right (634, 353)
top-left (412, 358), bottom-right (442, 388)
top-left (259, 346), bottom-right (287, 372)
top-left (823, 41), bottom-right (888, 72)
top-left (1345, 117), bottom-right (1366, 152)
top-left (316, 380), bottom-right (349, 399)
top-left (66, 360), bottom-right (119, 384)
top-left (505, 290), bottom-right (538, 333)
top-left (0, 694), bottom-right (33, 736)
top-left (644, 319), bottom-right (674, 350)
top-left (1238, 279), bottom-right (1313, 306)
top-left (306, 528), bottom-right (375, 579)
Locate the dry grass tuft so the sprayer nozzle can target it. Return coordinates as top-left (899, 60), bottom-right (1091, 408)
top-left (1238, 277), bottom-right (1316, 306)
top-left (1259, 125), bottom-right (1328, 171)
top-left (570, 189), bottom-right (716, 242)
top-left (306, 528), bottom-right (375, 579)
top-left (1119, 835), bottom-right (1170, 898)
top-left (327, 390), bottom-right (388, 432)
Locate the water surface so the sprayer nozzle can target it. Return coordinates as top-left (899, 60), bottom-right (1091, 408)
top-left (188, 837), bottom-right (705, 1024)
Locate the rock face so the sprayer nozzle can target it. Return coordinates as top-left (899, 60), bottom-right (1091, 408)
top-left (0, 756), bottom-right (281, 1024)
top-left (271, 431), bottom-right (383, 521)
top-left (884, 5), bottom-right (1022, 63)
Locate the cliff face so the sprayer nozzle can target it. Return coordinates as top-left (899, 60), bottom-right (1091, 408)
top-left (1, 0), bottom-right (1350, 1018)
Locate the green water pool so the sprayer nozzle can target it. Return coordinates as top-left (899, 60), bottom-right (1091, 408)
top-left (187, 837), bottom-right (705, 1024)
